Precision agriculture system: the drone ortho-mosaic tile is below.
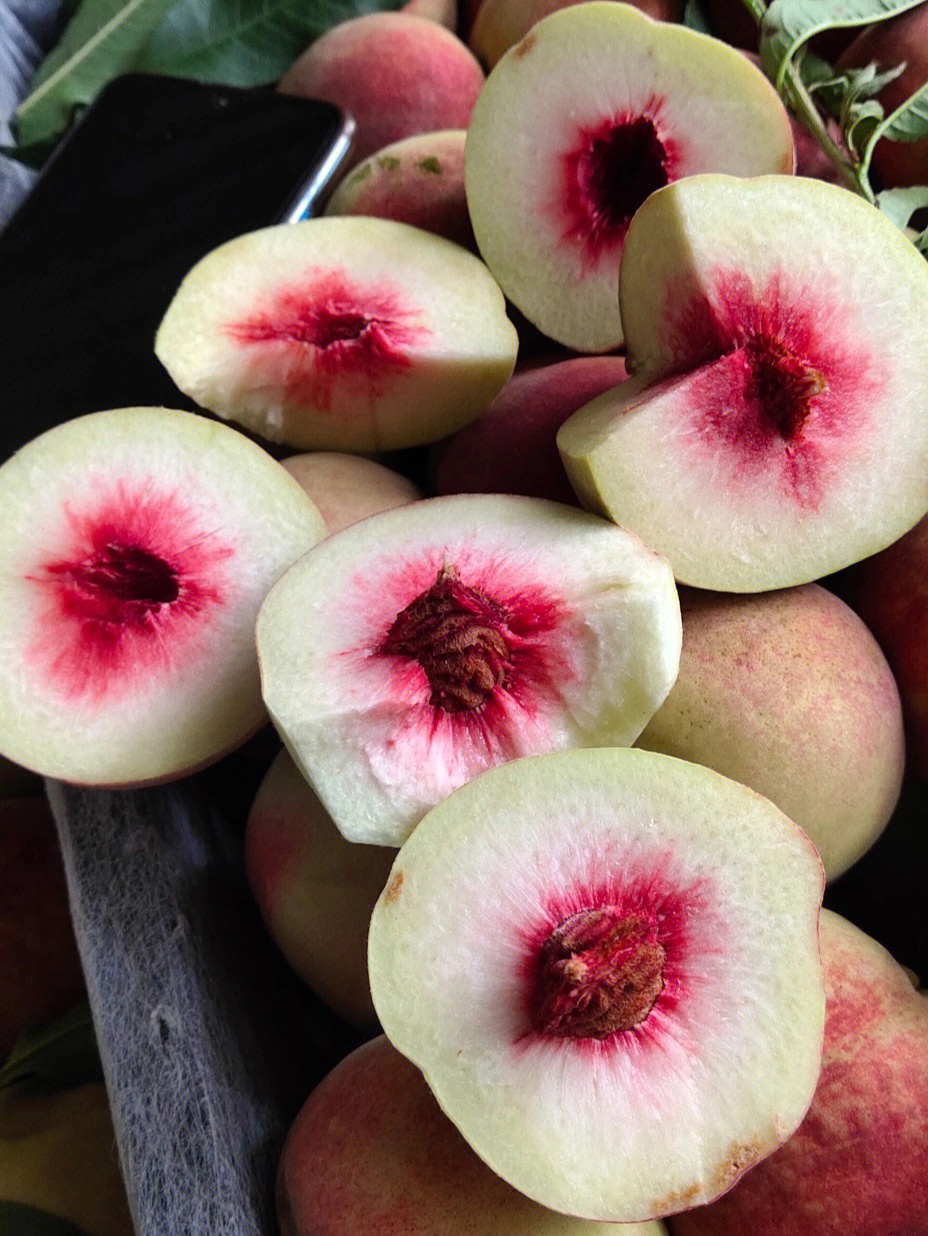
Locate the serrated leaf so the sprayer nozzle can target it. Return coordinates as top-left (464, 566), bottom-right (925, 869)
top-left (0, 1004), bottom-right (103, 1094)
top-left (0, 1203), bottom-right (90, 1236)
top-left (846, 97), bottom-right (885, 157)
top-left (879, 80), bottom-right (928, 143)
top-left (876, 184), bottom-right (928, 228)
top-left (11, 0), bottom-right (181, 154)
top-left (130, 0), bottom-right (404, 86)
top-left (761, 0), bottom-right (927, 88)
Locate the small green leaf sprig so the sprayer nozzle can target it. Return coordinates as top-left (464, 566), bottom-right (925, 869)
top-left (745, 0), bottom-right (928, 254)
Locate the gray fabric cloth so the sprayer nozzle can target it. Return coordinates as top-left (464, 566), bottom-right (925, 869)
top-left (0, 0), bottom-right (60, 221)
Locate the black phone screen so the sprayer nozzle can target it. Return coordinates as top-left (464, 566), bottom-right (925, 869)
top-left (1, 73), bottom-right (353, 460)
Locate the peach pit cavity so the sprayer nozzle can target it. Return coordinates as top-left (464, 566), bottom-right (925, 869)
top-left (379, 565), bottom-right (513, 712)
top-left (533, 908), bottom-right (666, 1039)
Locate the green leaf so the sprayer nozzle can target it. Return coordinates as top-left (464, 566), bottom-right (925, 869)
top-left (879, 79), bottom-right (928, 143)
top-left (130, 0), bottom-right (404, 86)
top-left (0, 1004), bottom-right (103, 1095)
top-left (0, 1203), bottom-right (91, 1236)
top-left (11, 0), bottom-right (181, 155)
top-left (876, 184), bottom-right (928, 228)
top-left (761, 0), bottom-right (927, 88)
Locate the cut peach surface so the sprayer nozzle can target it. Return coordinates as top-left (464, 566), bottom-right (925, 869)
top-left (256, 493), bottom-right (681, 846)
top-left (155, 216), bottom-right (518, 452)
top-left (559, 174), bottom-right (928, 591)
top-left (465, 2), bottom-right (794, 352)
top-left (368, 747), bottom-right (826, 1223)
top-left (0, 407), bottom-right (326, 786)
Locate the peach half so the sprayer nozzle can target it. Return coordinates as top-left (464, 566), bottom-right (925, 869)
top-left (368, 747), bottom-right (826, 1223)
top-left (464, 2), bottom-right (794, 352)
top-left (0, 407), bottom-right (326, 785)
top-left (256, 494), bottom-right (682, 846)
top-left (155, 216), bottom-right (518, 452)
top-left (558, 174), bottom-right (928, 591)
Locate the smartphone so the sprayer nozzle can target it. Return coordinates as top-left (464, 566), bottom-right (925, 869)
top-left (1, 73), bottom-right (354, 460)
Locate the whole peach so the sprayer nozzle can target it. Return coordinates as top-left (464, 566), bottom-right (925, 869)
top-left (469, 0), bottom-right (684, 69)
top-left (280, 451), bottom-right (422, 534)
top-left (0, 798), bottom-right (85, 1058)
top-left (278, 13), bottom-right (485, 164)
top-left (325, 130), bottom-right (474, 249)
top-left (278, 1034), bottom-right (669, 1236)
top-left (433, 354), bottom-right (628, 504)
top-left (636, 584), bottom-right (905, 879)
top-left (669, 909), bottom-right (928, 1236)
top-left (837, 6), bottom-right (928, 188)
top-left (244, 750), bottom-right (394, 1026)
top-left (846, 512), bottom-right (928, 777)
top-left (0, 1082), bottom-right (134, 1236)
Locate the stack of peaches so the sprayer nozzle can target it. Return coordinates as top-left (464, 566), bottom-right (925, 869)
top-left (0, 1), bottom-right (926, 1232)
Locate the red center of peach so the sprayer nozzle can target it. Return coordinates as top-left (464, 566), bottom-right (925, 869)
top-left (558, 106), bottom-right (678, 266)
top-left (743, 335), bottom-right (827, 439)
top-left (225, 270), bottom-right (430, 412)
top-left (533, 908), bottom-right (666, 1039)
top-left (379, 565), bottom-right (512, 712)
top-left (46, 542), bottom-right (180, 622)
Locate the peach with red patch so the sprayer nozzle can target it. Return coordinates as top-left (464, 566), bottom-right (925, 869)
top-left (155, 216), bottom-right (518, 454)
top-left (256, 494), bottom-right (682, 847)
top-left (465, 4), bottom-right (794, 352)
top-left (245, 750), bottom-right (393, 1025)
top-left (368, 747), bottom-right (826, 1222)
top-left (560, 173), bottom-right (928, 592)
top-left (668, 910), bottom-right (928, 1236)
top-left (277, 13), bottom-right (485, 165)
top-left (25, 479), bottom-right (235, 706)
top-left (0, 406), bottom-right (327, 786)
top-left (433, 354), bottom-right (629, 504)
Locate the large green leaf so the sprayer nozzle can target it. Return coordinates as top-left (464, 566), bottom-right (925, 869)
top-left (12, 0), bottom-right (181, 158)
top-left (129, 0), bottom-right (404, 85)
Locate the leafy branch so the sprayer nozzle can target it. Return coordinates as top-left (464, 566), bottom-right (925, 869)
top-left (745, 0), bottom-right (928, 249)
